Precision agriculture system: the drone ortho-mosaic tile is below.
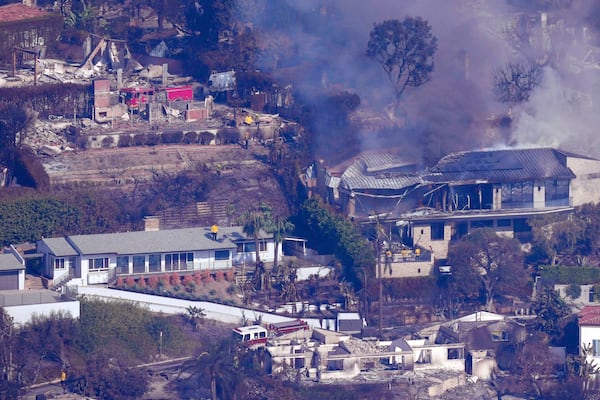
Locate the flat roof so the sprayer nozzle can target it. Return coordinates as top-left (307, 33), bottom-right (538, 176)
top-left (233, 325), bottom-right (268, 333)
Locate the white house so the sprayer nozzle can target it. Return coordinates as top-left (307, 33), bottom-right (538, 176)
top-left (579, 305), bottom-right (600, 369)
top-left (37, 223), bottom-right (281, 286)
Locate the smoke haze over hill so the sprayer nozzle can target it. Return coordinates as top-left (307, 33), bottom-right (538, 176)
top-left (235, 0), bottom-right (600, 163)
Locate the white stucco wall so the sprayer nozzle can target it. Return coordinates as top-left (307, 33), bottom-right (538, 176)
top-left (567, 157), bottom-right (600, 206)
top-left (75, 286), bottom-right (334, 329)
top-left (4, 301), bottom-right (80, 326)
top-left (580, 324), bottom-right (600, 368)
top-left (412, 223), bottom-right (452, 260)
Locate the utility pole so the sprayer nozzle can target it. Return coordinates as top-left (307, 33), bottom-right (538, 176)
top-left (378, 234), bottom-right (383, 338)
top-left (159, 330), bottom-right (163, 358)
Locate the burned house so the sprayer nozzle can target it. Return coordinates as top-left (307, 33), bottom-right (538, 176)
top-left (311, 148), bottom-right (600, 278)
top-left (0, 3), bottom-right (62, 68)
top-left (266, 327), bottom-right (465, 384)
top-left (424, 311), bottom-right (528, 381)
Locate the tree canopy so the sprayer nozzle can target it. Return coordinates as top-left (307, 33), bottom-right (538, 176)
top-left (447, 228), bottom-right (529, 311)
top-left (367, 17), bottom-right (437, 114)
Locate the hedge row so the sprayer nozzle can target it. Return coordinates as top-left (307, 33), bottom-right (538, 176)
top-left (114, 129), bottom-right (240, 148)
top-left (538, 265), bottom-right (600, 285)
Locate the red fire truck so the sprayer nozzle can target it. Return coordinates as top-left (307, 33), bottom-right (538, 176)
top-left (119, 85), bottom-right (193, 109)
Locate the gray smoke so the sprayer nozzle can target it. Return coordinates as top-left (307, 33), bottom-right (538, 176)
top-left (234, 0), bottom-right (600, 162)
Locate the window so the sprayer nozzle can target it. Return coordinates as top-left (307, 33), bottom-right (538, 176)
top-left (491, 331), bottom-right (509, 342)
top-left (593, 340), bottom-right (600, 357)
top-left (502, 181), bottom-right (534, 207)
top-left (89, 257), bottom-right (109, 271)
top-left (431, 223), bottom-right (444, 241)
top-left (148, 254), bottom-right (161, 273)
top-left (132, 255), bottom-right (145, 274)
top-left (416, 349), bottom-right (431, 364)
top-left (237, 242), bottom-right (267, 253)
top-left (497, 219), bottom-right (511, 227)
top-left (116, 256), bottom-right (129, 274)
top-left (54, 257), bottom-right (66, 270)
top-left (215, 250), bottom-right (230, 261)
top-left (545, 179), bottom-right (570, 206)
top-left (448, 348), bottom-right (463, 360)
top-left (165, 252), bottom-right (193, 271)
top-left (471, 220), bottom-right (493, 229)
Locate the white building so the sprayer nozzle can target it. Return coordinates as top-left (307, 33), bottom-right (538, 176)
top-left (37, 223), bottom-right (280, 287)
top-left (579, 305), bottom-right (600, 369)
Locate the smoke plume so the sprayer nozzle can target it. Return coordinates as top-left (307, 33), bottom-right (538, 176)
top-left (234, 0), bottom-right (600, 163)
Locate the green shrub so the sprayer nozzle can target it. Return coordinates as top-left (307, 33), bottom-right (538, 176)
top-left (566, 283), bottom-right (582, 300)
top-left (539, 266), bottom-right (600, 285)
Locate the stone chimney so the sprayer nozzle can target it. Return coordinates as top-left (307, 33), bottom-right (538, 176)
top-left (144, 216), bottom-right (160, 231)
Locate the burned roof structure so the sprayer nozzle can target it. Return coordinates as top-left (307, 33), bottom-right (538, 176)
top-left (0, 3), bottom-right (63, 67)
top-left (424, 148), bottom-right (576, 184)
top-left (313, 146), bottom-right (600, 277)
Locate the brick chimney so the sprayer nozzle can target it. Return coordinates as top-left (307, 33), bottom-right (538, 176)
top-left (144, 216), bottom-right (160, 231)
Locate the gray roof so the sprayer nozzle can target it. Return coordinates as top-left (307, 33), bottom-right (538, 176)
top-left (426, 148), bottom-right (578, 183)
top-left (42, 226), bottom-right (268, 257)
top-left (340, 153), bottom-right (421, 191)
top-left (0, 253), bottom-right (24, 271)
top-left (41, 237), bottom-right (80, 257)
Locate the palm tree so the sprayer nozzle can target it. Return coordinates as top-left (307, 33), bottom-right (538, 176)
top-left (179, 339), bottom-right (238, 400)
top-left (241, 203), bottom-right (276, 291)
top-left (272, 217), bottom-right (294, 271)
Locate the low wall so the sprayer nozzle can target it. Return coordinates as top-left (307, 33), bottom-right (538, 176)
top-left (5, 301), bottom-right (80, 325)
top-left (75, 286), bottom-right (335, 329)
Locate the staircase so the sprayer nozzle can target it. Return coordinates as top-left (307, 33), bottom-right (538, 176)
top-left (24, 274), bottom-right (45, 290)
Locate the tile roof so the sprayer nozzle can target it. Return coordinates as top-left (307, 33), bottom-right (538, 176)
top-left (0, 253), bottom-right (24, 271)
top-left (579, 305), bottom-right (600, 326)
top-left (426, 148), bottom-right (577, 183)
top-left (0, 3), bottom-right (51, 23)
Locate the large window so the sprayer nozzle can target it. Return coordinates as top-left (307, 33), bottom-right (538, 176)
top-left (116, 256), bottom-right (129, 275)
top-left (215, 250), bottom-right (230, 261)
top-left (501, 181), bottom-right (533, 208)
top-left (148, 254), bottom-right (161, 273)
top-left (237, 242), bottom-right (267, 253)
top-left (89, 257), bottom-right (109, 271)
top-left (165, 252), bottom-right (193, 271)
top-left (545, 179), bottom-right (570, 206)
top-left (132, 255), bottom-right (145, 274)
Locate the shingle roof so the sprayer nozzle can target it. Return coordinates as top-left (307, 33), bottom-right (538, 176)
top-left (426, 148), bottom-right (577, 183)
top-left (64, 226), bottom-right (265, 256)
top-left (0, 3), bottom-right (52, 23)
top-left (579, 305), bottom-right (600, 326)
top-left (41, 237), bottom-right (79, 257)
top-left (0, 253), bottom-right (24, 271)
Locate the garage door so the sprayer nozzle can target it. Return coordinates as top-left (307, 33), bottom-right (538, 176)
top-left (0, 271), bottom-right (18, 290)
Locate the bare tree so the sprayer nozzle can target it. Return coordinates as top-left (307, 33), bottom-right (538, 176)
top-left (493, 61), bottom-right (544, 105)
